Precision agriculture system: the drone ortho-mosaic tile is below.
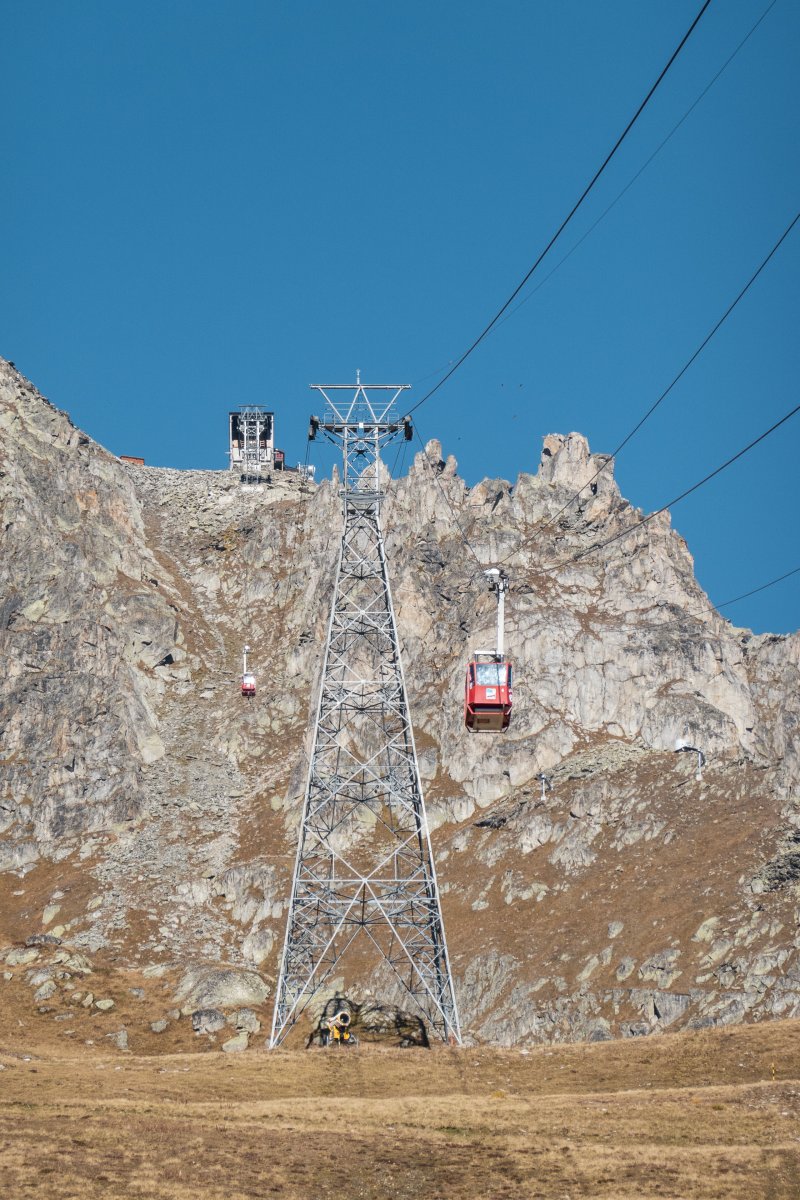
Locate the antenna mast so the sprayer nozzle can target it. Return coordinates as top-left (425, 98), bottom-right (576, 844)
top-left (270, 379), bottom-right (460, 1047)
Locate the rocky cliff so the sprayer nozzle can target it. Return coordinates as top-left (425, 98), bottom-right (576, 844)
top-left (2, 357), bottom-right (799, 1051)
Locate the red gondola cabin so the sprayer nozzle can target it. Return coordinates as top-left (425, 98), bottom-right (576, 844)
top-left (464, 655), bottom-right (513, 732)
top-left (241, 672), bottom-right (256, 698)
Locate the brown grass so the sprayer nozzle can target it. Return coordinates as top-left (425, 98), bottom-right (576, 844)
top-left (2, 1020), bottom-right (800, 1198)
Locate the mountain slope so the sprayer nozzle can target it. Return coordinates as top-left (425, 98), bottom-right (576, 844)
top-left (1, 357), bottom-right (799, 1049)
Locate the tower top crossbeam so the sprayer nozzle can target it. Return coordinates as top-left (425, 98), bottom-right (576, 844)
top-left (310, 380), bottom-right (410, 432)
top-left (309, 380), bottom-right (413, 502)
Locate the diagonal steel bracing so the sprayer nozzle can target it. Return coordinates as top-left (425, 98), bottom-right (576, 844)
top-left (270, 380), bottom-right (461, 1047)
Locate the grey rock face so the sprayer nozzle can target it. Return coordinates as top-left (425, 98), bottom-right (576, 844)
top-left (0, 363), bottom-right (170, 848)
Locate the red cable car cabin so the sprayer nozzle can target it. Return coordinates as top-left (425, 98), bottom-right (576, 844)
top-left (464, 655), bottom-right (513, 732)
top-left (241, 672), bottom-right (256, 698)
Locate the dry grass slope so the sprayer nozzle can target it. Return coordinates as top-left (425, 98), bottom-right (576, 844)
top-left (2, 1020), bottom-right (800, 1198)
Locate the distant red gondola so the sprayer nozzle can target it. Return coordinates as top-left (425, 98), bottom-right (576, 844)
top-left (241, 644), bottom-right (256, 698)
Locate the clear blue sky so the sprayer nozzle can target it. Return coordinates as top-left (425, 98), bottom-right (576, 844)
top-left (3, 1), bottom-right (798, 633)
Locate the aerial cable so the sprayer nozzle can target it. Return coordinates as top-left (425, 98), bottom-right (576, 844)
top-left (713, 563), bottom-right (800, 613)
top-left (489, 0), bottom-right (779, 338)
top-left (388, 434), bottom-right (408, 482)
top-left (569, 399), bottom-right (800, 566)
top-left (411, 0), bottom-right (776, 392)
top-left (646, 562), bottom-right (800, 633)
top-left (406, 0), bottom-right (713, 418)
top-left (500, 396), bottom-right (800, 580)
top-left (408, 206), bottom-right (799, 615)
top-left (496, 207), bottom-right (800, 567)
top-left (412, 427), bottom-right (485, 574)
top-left (394, 438), bottom-right (409, 481)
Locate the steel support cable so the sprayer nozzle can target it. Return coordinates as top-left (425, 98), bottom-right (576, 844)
top-left (405, 0), bottom-right (713, 418)
top-left (278, 431), bottom-right (326, 636)
top-left (388, 435), bottom-right (407, 481)
top-left (640, 562), bottom-right (800, 633)
top-left (489, 0), bottom-right (780, 341)
top-left (412, 426), bottom-right (485, 574)
top-left (411, 0), bottom-right (777, 392)
top-left (557, 399), bottom-right (800, 569)
top-left (390, 429), bottom-right (510, 673)
top-left (713, 563), bottom-right (800, 611)
top-left (495, 207), bottom-right (800, 568)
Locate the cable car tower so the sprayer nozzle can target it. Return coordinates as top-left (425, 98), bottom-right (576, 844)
top-left (270, 378), bottom-right (461, 1048)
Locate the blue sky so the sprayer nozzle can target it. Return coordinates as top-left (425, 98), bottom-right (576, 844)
top-left (3, 1), bottom-right (798, 633)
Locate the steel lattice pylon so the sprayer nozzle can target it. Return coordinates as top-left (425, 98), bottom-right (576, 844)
top-left (269, 380), bottom-right (461, 1047)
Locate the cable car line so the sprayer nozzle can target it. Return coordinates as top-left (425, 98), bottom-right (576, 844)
top-left (564, 398), bottom-right (800, 568)
top-left (407, 0), bottom-right (777, 388)
top-left (412, 427), bottom-right (485, 573)
top-left (494, 207), bottom-right (800, 569)
top-left (712, 563), bottom-right (800, 612)
top-left (398, 224), bottom-right (799, 684)
top-left (404, 0), bottom-right (713, 420)
top-left (410, 0), bottom-right (777, 394)
top-left (642, 562), bottom-right (800, 634)
top-left (406, 207), bottom-right (799, 608)
top-left (487, 0), bottom-right (780, 341)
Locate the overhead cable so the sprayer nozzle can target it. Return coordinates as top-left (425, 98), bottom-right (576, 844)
top-left (411, 0), bottom-right (777, 391)
top-left (497, 206), bottom-right (800, 566)
top-left (656, 562), bottom-right (800, 631)
top-left (714, 563), bottom-right (800, 611)
top-left (406, 0), bottom-right (713, 417)
top-left (571, 399), bottom-right (800, 564)
top-left (412, 428), bottom-right (485, 572)
top-left (491, 0), bottom-right (779, 335)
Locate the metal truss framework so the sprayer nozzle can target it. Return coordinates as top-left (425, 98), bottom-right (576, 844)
top-left (270, 380), bottom-right (461, 1047)
top-left (239, 405), bottom-right (273, 476)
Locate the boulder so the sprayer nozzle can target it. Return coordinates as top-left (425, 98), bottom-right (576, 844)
top-left (191, 1008), bottom-right (226, 1034)
top-left (228, 1008), bottom-right (261, 1034)
top-left (6, 948), bottom-right (39, 967)
top-left (175, 967), bottom-right (269, 1015)
top-left (222, 1031), bottom-right (249, 1053)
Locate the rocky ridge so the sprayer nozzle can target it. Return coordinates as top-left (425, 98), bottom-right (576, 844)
top-left (1, 357), bottom-right (799, 1050)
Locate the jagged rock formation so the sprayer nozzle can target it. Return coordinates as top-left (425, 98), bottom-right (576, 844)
top-left (1, 357), bottom-right (799, 1049)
